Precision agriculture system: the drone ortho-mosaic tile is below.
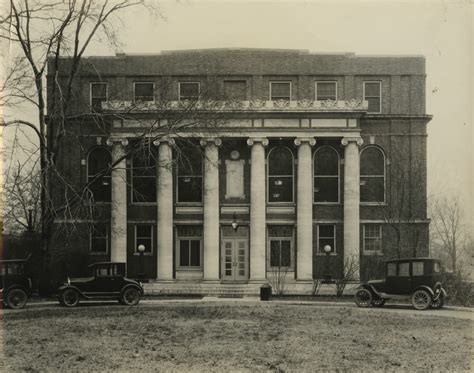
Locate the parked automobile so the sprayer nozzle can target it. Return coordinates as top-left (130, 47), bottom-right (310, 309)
top-left (354, 258), bottom-right (447, 310)
top-left (0, 259), bottom-right (32, 309)
top-left (57, 262), bottom-right (143, 307)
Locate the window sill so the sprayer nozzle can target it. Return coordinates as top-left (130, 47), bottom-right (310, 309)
top-left (315, 253), bottom-right (338, 256)
top-left (133, 253), bottom-right (153, 256)
top-left (360, 202), bottom-right (387, 206)
top-left (362, 252), bottom-right (383, 256)
top-left (313, 202), bottom-right (341, 206)
top-left (130, 202), bottom-right (157, 206)
top-left (268, 267), bottom-right (294, 271)
top-left (176, 267), bottom-right (203, 271)
top-left (89, 252), bottom-right (108, 256)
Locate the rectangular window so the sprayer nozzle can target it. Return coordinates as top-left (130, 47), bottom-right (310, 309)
top-left (135, 224), bottom-right (153, 254)
top-left (179, 82), bottom-right (199, 101)
top-left (270, 81), bottom-right (291, 101)
top-left (268, 225), bottom-right (294, 268)
top-left (224, 80), bottom-right (247, 100)
top-left (317, 224), bottom-right (336, 254)
top-left (398, 262), bottom-right (410, 277)
top-left (363, 81), bottom-right (382, 113)
top-left (177, 146), bottom-right (203, 203)
top-left (132, 151), bottom-right (157, 203)
top-left (177, 226), bottom-right (202, 268)
top-left (363, 224), bottom-right (382, 254)
top-left (90, 82), bottom-right (108, 111)
top-left (412, 262), bottom-right (424, 276)
top-left (316, 81), bottom-right (337, 101)
top-left (134, 82), bottom-right (154, 102)
top-left (90, 224), bottom-right (108, 254)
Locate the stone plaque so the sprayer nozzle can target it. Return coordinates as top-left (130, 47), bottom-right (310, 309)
top-left (225, 159), bottom-right (245, 199)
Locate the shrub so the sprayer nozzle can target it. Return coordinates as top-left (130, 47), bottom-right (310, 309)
top-left (442, 269), bottom-right (473, 307)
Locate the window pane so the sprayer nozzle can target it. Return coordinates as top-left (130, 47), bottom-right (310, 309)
top-left (180, 82), bottom-right (199, 100)
top-left (178, 176), bottom-right (202, 202)
top-left (364, 82), bottom-right (380, 97)
top-left (361, 177), bottom-right (384, 202)
top-left (367, 97), bottom-right (380, 113)
top-left (268, 148), bottom-right (293, 175)
top-left (136, 225), bottom-right (152, 238)
top-left (412, 262), bottom-right (424, 276)
top-left (316, 82), bottom-right (336, 100)
top-left (270, 241), bottom-right (280, 267)
top-left (89, 178), bottom-right (111, 202)
top-left (319, 238), bottom-right (335, 253)
top-left (88, 148), bottom-right (111, 176)
top-left (133, 153), bottom-right (156, 177)
top-left (314, 148), bottom-right (339, 176)
top-left (177, 146), bottom-right (202, 175)
top-left (133, 177), bottom-right (156, 203)
top-left (314, 177), bottom-right (338, 203)
top-left (398, 262), bottom-right (409, 277)
top-left (190, 240), bottom-right (201, 266)
top-left (91, 83), bottom-right (107, 97)
top-left (91, 238), bottom-right (107, 253)
top-left (319, 225), bottom-right (334, 238)
top-left (269, 176), bottom-right (292, 202)
top-left (271, 82), bottom-right (291, 100)
top-left (268, 225), bottom-right (293, 238)
top-left (137, 238), bottom-right (152, 253)
top-left (280, 240), bottom-right (291, 267)
top-left (180, 241), bottom-right (190, 266)
top-left (224, 81), bottom-right (246, 100)
top-left (361, 148), bottom-right (384, 176)
top-left (135, 83), bottom-right (154, 101)
top-left (387, 263), bottom-right (396, 276)
top-left (177, 225), bottom-right (203, 237)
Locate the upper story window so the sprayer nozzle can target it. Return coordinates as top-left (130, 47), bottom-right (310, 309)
top-left (363, 81), bottom-right (382, 114)
top-left (87, 147), bottom-right (111, 202)
top-left (177, 145), bottom-right (203, 203)
top-left (131, 150), bottom-right (157, 203)
top-left (360, 146), bottom-right (386, 203)
top-left (270, 82), bottom-right (291, 101)
top-left (90, 224), bottom-right (108, 254)
top-left (316, 81), bottom-right (337, 101)
top-left (267, 146), bottom-right (294, 203)
top-left (90, 82), bottom-right (108, 111)
top-left (135, 224), bottom-right (153, 254)
top-left (224, 80), bottom-right (247, 100)
top-left (314, 146), bottom-right (340, 203)
top-left (134, 82), bottom-right (155, 102)
top-left (179, 82), bottom-right (199, 101)
top-left (317, 224), bottom-right (336, 254)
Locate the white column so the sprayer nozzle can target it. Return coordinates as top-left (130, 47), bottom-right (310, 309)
top-left (200, 138), bottom-right (222, 280)
top-left (247, 137), bottom-right (269, 281)
top-left (294, 137), bottom-right (316, 281)
top-left (341, 137), bottom-right (363, 280)
top-left (155, 139), bottom-right (175, 281)
top-left (108, 138), bottom-right (128, 263)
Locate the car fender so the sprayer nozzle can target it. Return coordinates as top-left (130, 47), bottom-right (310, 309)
top-left (4, 284), bottom-right (30, 297)
top-left (357, 283), bottom-right (382, 298)
top-left (57, 285), bottom-right (86, 299)
top-left (412, 285), bottom-right (435, 298)
top-left (121, 283), bottom-right (143, 296)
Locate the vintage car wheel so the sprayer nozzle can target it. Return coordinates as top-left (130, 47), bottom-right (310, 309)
top-left (354, 289), bottom-right (373, 308)
top-left (6, 288), bottom-right (28, 309)
top-left (61, 289), bottom-right (80, 307)
top-left (371, 298), bottom-right (386, 307)
top-left (411, 289), bottom-right (431, 310)
top-left (121, 287), bottom-right (140, 306)
top-left (431, 295), bottom-right (445, 309)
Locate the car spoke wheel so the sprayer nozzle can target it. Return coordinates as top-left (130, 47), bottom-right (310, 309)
top-left (411, 289), bottom-right (431, 310)
top-left (121, 287), bottom-right (140, 306)
top-left (354, 289), bottom-right (373, 308)
top-left (61, 289), bottom-right (80, 307)
top-left (431, 295), bottom-right (445, 309)
top-left (371, 298), bottom-right (386, 307)
top-left (6, 289), bottom-right (27, 309)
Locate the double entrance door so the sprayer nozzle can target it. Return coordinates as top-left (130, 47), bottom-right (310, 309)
top-left (221, 226), bottom-right (249, 282)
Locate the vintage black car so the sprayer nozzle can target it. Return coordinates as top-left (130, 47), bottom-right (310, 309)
top-left (354, 258), bottom-right (447, 310)
top-left (57, 262), bottom-right (143, 307)
top-left (0, 259), bottom-right (32, 309)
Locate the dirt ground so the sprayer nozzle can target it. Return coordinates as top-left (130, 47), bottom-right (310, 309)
top-left (0, 302), bottom-right (472, 372)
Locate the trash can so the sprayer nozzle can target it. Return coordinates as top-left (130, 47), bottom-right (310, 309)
top-left (260, 284), bottom-right (272, 301)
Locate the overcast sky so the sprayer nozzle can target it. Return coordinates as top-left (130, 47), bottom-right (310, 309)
top-left (3, 0), bottom-right (473, 228)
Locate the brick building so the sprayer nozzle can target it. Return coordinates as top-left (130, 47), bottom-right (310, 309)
top-left (48, 49), bottom-right (431, 294)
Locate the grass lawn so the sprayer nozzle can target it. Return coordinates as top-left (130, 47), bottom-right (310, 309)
top-left (1, 303), bottom-right (472, 372)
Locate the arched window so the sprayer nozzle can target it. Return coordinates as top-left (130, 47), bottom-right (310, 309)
top-left (360, 146), bottom-right (386, 203)
top-left (87, 147), bottom-right (111, 202)
top-left (177, 145), bottom-right (203, 203)
top-left (314, 146), bottom-right (340, 203)
top-left (267, 146), bottom-right (294, 203)
top-left (131, 149), bottom-right (157, 203)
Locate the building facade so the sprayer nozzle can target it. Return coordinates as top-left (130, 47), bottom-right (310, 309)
top-left (48, 49), bottom-right (431, 294)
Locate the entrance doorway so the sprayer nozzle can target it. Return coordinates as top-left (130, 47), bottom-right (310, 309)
top-left (221, 226), bottom-right (249, 282)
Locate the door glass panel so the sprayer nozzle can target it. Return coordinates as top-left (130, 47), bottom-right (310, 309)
top-left (398, 262), bottom-right (409, 277)
top-left (412, 262), bottom-right (424, 276)
top-left (387, 263), bottom-right (396, 276)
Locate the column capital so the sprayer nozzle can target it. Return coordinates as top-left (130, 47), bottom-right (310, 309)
top-left (294, 137), bottom-right (316, 147)
top-left (247, 137), bottom-right (269, 147)
top-left (106, 138), bottom-right (128, 147)
top-left (152, 138), bottom-right (175, 147)
top-left (341, 137), bottom-right (363, 147)
top-left (200, 137), bottom-right (222, 147)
